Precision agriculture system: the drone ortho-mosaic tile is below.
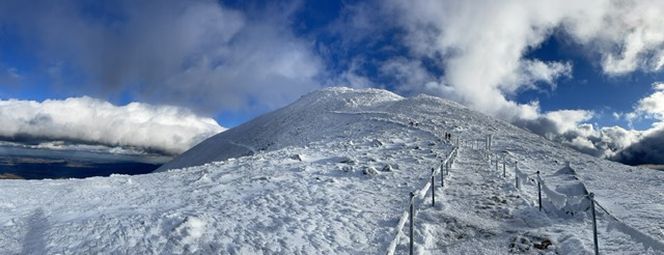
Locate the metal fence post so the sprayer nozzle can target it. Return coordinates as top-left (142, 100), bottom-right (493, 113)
top-left (515, 175), bottom-right (519, 189)
top-left (431, 168), bottom-right (435, 207)
top-left (440, 162), bottom-right (444, 187)
top-left (537, 171), bottom-right (542, 211)
top-left (409, 192), bottom-right (415, 255)
top-left (589, 193), bottom-right (599, 255)
top-left (503, 161), bottom-right (506, 177)
top-left (514, 161), bottom-right (519, 189)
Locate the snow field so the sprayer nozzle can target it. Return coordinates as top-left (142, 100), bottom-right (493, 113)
top-left (0, 125), bottom-right (455, 254)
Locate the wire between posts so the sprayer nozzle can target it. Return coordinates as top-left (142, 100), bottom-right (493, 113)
top-left (385, 144), bottom-right (460, 255)
top-left (530, 164), bottom-right (664, 253)
top-left (590, 195), bottom-right (664, 252)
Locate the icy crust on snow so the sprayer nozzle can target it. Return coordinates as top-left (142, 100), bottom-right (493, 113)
top-left (523, 163), bottom-right (592, 216)
top-left (1, 87), bottom-right (663, 254)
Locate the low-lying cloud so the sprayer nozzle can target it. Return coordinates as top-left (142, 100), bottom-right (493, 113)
top-left (0, 97), bottom-right (224, 155)
top-left (613, 123), bottom-right (664, 165)
top-left (525, 83), bottom-right (664, 165)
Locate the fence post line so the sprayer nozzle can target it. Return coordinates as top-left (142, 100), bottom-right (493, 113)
top-left (431, 168), bottom-right (435, 207)
top-left (409, 192), bottom-right (415, 255)
top-left (589, 193), bottom-right (599, 255)
top-left (537, 171), bottom-right (542, 211)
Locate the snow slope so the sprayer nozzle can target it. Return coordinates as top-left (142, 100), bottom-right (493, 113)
top-left (1, 87), bottom-right (663, 254)
top-left (157, 88), bottom-right (405, 171)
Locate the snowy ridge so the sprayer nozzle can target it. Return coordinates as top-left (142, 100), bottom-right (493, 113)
top-left (1, 87), bottom-right (663, 254)
top-left (157, 87), bottom-right (404, 171)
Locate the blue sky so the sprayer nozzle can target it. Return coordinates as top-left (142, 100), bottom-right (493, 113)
top-left (1, 0), bottom-right (664, 164)
top-left (0, 0), bottom-right (657, 128)
top-left (520, 35), bottom-right (663, 130)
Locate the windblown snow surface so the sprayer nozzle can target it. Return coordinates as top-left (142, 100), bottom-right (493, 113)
top-left (1, 87), bottom-right (663, 254)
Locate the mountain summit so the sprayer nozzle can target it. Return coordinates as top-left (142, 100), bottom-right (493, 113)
top-left (1, 87), bottom-right (662, 254)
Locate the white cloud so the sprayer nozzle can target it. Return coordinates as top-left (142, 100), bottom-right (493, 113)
top-left (544, 110), bottom-right (593, 134)
top-left (379, 58), bottom-right (451, 97)
top-left (588, 1), bottom-right (664, 75)
top-left (378, 0), bottom-right (582, 120)
top-left (625, 82), bottom-right (664, 122)
top-left (338, 0), bottom-right (660, 130)
top-left (654, 82), bottom-right (664, 91)
top-left (515, 60), bottom-right (572, 90)
top-left (0, 97), bottom-right (224, 155)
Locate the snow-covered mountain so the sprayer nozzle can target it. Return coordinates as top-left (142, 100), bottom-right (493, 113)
top-left (157, 87), bottom-right (407, 171)
top-left (1, 87), bottom-right (663, 254)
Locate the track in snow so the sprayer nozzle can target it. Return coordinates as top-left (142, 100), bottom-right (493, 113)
top-left (399, 142), bottom-right (664, 254)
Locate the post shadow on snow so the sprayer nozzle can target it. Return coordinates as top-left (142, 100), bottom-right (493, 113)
top-left (22, 208), bottom-right (48, 254)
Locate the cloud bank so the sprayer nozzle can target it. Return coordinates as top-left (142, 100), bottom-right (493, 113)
top-left (517, 82), bottom-right (664, 165)
top-left (0, 97), bottom-right (224, 155)
top-left (611, 83), bottom-right (664, 165)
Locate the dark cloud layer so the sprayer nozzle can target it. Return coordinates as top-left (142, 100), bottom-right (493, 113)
top-left (613, 127), bottom-right (664, 165)
top-left (0, 0), bottom-right (323, 114)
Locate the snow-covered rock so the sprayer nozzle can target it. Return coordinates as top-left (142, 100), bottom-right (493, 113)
top-left (362, 166), bottom-right (379, 176)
